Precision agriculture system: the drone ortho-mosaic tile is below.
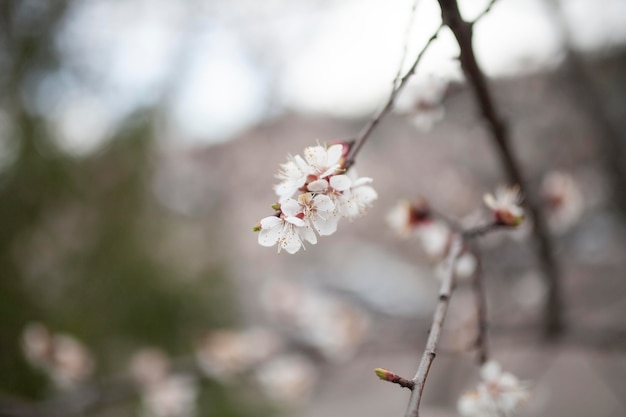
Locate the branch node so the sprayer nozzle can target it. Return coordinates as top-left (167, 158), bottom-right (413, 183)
top-left (374, 368), bottom-right (416, 390)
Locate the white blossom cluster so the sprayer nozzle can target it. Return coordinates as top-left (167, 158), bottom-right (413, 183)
top-left (254, 354), bottom-right (319, 406)
top-left (386, 200), bottom-right (477, 280)
top-left (458, 361), bottom-right (530, 417)
top-left (21, 322), bottom-right (95, 390)
top-left (194, 326), bottom-right (319, 405)
top-left (256, 143), bottom-right (377, 254)
top-left (130, 348), bottom-right (198, 417)
top-left (195, 327), bottom-right (282, 378)
top-left (260, 279), bottom-right (370, 362)
top-left (193, 279), bottom-right (370, 405)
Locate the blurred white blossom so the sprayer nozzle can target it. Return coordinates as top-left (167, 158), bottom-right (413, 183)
top-left (458, 361), bottom-right (530, 417)
top-left (130, 348), bottom-right (198, 417)
top-left (140, 375), bottom-right (198, 417)
top-left (195, 327), bottom-right (282, 378)
top-left (130, 348), bottom-right (171, 387)
top-left (261, 279), bottom-right (369, 361)
top-left (387, 200), bottom-right (477, 279)
top-left (387, 198), bottom-right (431, 237)
top-left (254, 354), bottom-right (318, 406)
top-left (416, 220), bottom-right (452, 259)
top-left (21, 322), bottom-right (94, 390)
top-left (541, 171), bottom-right (584, 233)
top-left (483, 186), bottom-right (524, 227)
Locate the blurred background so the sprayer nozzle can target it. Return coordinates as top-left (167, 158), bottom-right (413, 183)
top-left (1, 0), bottom-right (626, 416)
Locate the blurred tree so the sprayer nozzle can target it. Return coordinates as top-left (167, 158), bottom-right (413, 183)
top-left (0, 4), bottom-right (259, 417)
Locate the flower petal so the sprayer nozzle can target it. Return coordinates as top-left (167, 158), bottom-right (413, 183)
top-left (330, 175), bottom-right (351, 191)
top-left (312, 214), bottom-right (339, 236)
top-left (307, 179), bottom-right (329, 193)
top-left (281, 227), bottom-right (303, 254)
top-left (353, 185), bottom-right (378, 205)
top-left (258, 217), bottom-right (284, 247)
top-left (285, 216), bottom-right (305, 228)
top-left (326, 144), bottom-right (343, 167)
top-left (299, 225), bottom-right (318, 245)
top-left (281, 198), bottom-right (302, 217)
top-left (312, 194), bottom-right (334, 212)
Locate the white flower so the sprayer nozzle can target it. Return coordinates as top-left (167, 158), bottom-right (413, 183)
top-left (49, 334), bottom-right (95, 389)
top-left (141, 375), bottom-right (198, 417)
top-left (329, 171), bottom-right (378, 220)
top-left (298, 192), bottom-right (339, 236)
top-left (21, 323), bottom-right (94, 390)
top-left (455, 251), bottom-right (478, 279)
top-left (387, 199), bottom-right (430, 237)
top-left (258, 198), bottom-right (317, 254)
top-left (260, 279), bottom-right (369, 361)
top-left (195, 328), bottom-right (282, 378)
top-left (416, 220), bottom-right (452, 259)
top-left (274, 155), bottom-right (311, 199)
top-left (458, 361), bottom-right (530, 417)
top-left (274, 144), bottom-right (343, 199)
top-left (303, 143), bottom-right (343, 178)
top-left (259, 142), bottom-right (376, 253)
top-left (130, 348), bottom-right (171, 388)
top-left (541, 171), bottom-right (584, 233)
top-left (22, 322), bottom-right (53, 367)
top-left (483, 186), bottom-right (524, 226)
top-left (255, 354), bottom-right (318, 405)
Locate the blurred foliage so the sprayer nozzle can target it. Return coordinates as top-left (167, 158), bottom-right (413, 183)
top-left (0, 2), bottom-right (265, 416)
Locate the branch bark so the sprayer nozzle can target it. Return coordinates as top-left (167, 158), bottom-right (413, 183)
top-left (436, 0), bottom-right (564, 337)
top-left (404, 236), bottom-right (463, 417)
top-left (468, 243), bottom-right (488, 365)
top-left (344, 25), bottom-right (443, 170)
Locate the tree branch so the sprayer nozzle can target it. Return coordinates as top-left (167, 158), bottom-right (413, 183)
top-left (403, 220), bottom-right (502, 417)
top-left (468, 243), bottom-right (489, 365)
top-left (344, 24), bottom-right (443, 170)
top-left (436, 0), bottom-right (564, 337)
top-left (404, 235), bottom-right (462, 417)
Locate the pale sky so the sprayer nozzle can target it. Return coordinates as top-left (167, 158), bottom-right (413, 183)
top-left (39, 0), bottom-right (626, 153)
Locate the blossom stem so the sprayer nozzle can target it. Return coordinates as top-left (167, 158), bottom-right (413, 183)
top-left (344, 25), bottom-right (443, 170)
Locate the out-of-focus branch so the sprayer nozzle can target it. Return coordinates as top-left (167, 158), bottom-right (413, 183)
top-left (436, 0), bottom-right (564, 337)
top-left (471, 0), bottom-right (498, 25)
top-left (468, 243), bottom-right (489, 365)
top-left (392, 0), bottom-right (421, 89)
top-left (344, 24), bottom-right (443, 170)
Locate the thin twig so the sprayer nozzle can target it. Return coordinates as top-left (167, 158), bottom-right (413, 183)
top-left (403, 219), bottom-right (501, 417)
top-left (468, 243), bottom-right (489, 364)
top-left (471, 0), bottom-right (499, 25)
top-left (344, 24), bottom-right (443, 170)
top-left (393, 0), bottom-right (422, 89)
top-left (404, 235), bottom-right (462, 417)
top-left (437, 0), bottom-right (564, 337)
